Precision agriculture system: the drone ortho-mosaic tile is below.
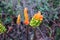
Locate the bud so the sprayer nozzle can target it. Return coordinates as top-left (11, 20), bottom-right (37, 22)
top-left (30, 11), bottom-right (43, 28)
top-left (16, 14), bottom-right (21, 25)
top-left (24, 7), bottom-right (29, 25)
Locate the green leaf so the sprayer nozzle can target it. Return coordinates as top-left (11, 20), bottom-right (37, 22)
top-left (4, 16), bottom-right (12, 24)
top-left (55, 27), bottom-right (60, 40)
top-left (30, 18), bottom-right (41, 28)
top-left (0, 23), bottom-right (6, 34)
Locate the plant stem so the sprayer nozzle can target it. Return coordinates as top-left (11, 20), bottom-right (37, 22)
top-left (33, 28), bottom-right (36, 40)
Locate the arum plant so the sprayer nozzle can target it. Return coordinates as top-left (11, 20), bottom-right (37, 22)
top-left (30, 11), bottom-right (43, 40)
top-left (23, 7), bottom-right (29, 40)
top-left (30, 11), bottom-right (43, 28)
top-left (16, 14), bottom-right (21, 26)
top-left (24, 7), bottom-right (29, 25)
top-left (16, 14), bottom-right (21, 34)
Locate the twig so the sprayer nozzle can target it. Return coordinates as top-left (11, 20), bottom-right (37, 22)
top-left (33, 28), bottom-right (36, 40)
top-left (37, 27), bottom-right (45, 38)
top-left (26, 25), bottom-right (29, 40)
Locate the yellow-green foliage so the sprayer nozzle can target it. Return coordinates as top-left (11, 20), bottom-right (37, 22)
top-left (0, 23), bottom-right (6, 34)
